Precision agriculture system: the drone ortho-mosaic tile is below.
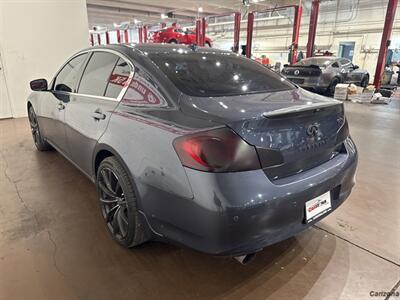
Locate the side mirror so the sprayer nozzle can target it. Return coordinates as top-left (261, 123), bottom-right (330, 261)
top-left (30, 78), bottom-right (48, 91)
top-left (353, 65), bottom-right (359, 69)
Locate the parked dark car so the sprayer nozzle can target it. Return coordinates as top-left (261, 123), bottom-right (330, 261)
top-left (282, 57), bottom-right (370, 96)
top-left (27, 44), bottom-right (357, 263)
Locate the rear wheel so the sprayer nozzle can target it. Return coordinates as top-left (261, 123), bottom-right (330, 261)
top-left (326, 77), bottom-right (340, 97)
top-left (360, 75), bottom-right (369, 88)
top-left (168, 39), bottom-right (178, 44)
top-left (205, 41), bottom-right (212, 47)
top-left (96, 156), bottom-right (146, 248)
top-left (28, 106), bottom-right (52, 151)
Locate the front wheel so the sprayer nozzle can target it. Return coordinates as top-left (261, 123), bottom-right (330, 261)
top-left (168, 39), bottom-right (178, 44)
top-left (96, 156), bottom-right (146, 248)
top-left (28, 106), bottom-right (52, 151)
top-left (205, 41), bottom-right (212, 47)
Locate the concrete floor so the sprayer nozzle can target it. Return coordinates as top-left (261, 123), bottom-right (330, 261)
top-left (0, 101), bottom-right (399, 300)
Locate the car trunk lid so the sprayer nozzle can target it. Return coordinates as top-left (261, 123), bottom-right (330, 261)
top-left (180, 88), bottom-right (348, 180)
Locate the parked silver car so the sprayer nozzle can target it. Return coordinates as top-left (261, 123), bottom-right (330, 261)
top-left (282, 57), bottom-right (370, 95)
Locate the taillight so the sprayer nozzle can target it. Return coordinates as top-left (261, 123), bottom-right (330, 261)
top-left (173, 127), bottom-right (261, 172)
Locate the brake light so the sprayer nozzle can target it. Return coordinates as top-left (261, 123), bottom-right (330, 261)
top-left (173, 127), bottom-right (261, 172)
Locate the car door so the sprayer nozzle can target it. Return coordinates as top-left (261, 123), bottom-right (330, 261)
top-left (64, 50), bottom-right (133, 176)
top-left (39, 53), bottom-right (88, 153)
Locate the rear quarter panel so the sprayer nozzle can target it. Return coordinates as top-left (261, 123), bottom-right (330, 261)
top-left (96, 106), bottom-right (196, 209)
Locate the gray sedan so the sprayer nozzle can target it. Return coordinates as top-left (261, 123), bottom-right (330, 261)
top-left (282, 57), bottom-right (370, 96)
top-left (27, 44), bottom-right (357, 263)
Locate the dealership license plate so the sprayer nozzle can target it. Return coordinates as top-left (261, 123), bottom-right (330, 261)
top-left (305, 191), bottom-right (332, 223)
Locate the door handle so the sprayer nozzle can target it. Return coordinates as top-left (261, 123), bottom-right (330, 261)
top-left (92, 111), bottom-right (106, 120)
top-left (58, 102), bottom-right (65, 110)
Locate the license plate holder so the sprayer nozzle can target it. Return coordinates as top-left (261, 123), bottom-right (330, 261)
top-left (305, 191), bottom-right (332, 223)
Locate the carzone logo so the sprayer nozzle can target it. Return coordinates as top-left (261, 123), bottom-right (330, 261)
top-left (308, 199), bottom-right (327, 213)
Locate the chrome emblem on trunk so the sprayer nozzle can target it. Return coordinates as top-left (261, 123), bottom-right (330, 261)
top-left (294, 70), bottom-right (300, 75)
top-left (307, 124), bottom-right (319, 137)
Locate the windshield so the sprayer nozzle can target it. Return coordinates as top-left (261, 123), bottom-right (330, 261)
top-left (148, 51), bottom-right (294, 97)
top-left (295, 57), bottom-right (334, 67)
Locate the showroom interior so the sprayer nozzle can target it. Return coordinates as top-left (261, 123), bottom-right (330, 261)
top-left (0, 0), bottom-right (399, 299)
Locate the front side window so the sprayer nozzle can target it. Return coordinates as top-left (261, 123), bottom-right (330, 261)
top-left (78, 52), bottom-right (119, 97)
top-left (54, 54), bottom-right (87, 92)
top-left (148, 52), bottom-right (294, 97)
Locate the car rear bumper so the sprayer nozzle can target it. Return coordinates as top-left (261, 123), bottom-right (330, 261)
top-left (142, 138), bottom-right (358, 256)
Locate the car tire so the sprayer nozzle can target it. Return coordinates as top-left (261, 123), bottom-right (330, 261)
top-left (360, 75), bottom-right (369, 88)
top-left (168, 39), bottom-right (178, 44)
top-left (326, 77), bottom-right (340, 97)
top-left (205, 41), bottom-right (212, 47)
top-left (28, 105), bottom-right (52, 151)
top-left (96, 156), bottom-right (146, 248)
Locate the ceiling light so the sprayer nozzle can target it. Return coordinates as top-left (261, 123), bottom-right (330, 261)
top-left (161, 13), bottom-right (168, 19)
top-left (198, 7), bottom-right (203, 12)
top-left (233, 74), bottom-right (239, 80)
top-left (134, 19), bottom-right (139, 24)
top-left (242, 85), bottom-right (248, 91)
top-left (216, 61), bottom-right (221, 67)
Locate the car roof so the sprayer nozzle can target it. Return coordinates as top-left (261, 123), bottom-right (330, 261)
top-left (84, 43), bottom-right (228, 56)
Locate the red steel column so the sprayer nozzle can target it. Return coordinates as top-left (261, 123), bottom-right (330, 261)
top-left (143, 25), bottom-right (148, 43)
top-left (233, 12), bottom-right (241, 53)
top-left (196, 19), bottom-right (201, 45)
top-left (97, 33), bottom-right (101, 45)
top-left (373, 0), bottom-right (398, 89)
top-left (90, 33), bottom-right (94, 46)
top-left (291, 5), bottom-right (302, 64)
top-left (116, 30), bottom-right (121, 43)
top-left (138, 27), bottom-right (143, 43)
top-left (124, 29), bottom-right (129, 43)
top-left (306, 0), bottom-right (320, 57)
top-left (105, 31), bottom-right (110, 44)
top-left (201, 17), bottom-right (206, 46)
top-left (246, 12), bottom-right (254, 58)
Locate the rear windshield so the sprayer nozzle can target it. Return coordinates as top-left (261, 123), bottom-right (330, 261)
top-left (295, 57), bottom-right (334, 67)
top-left (148, 51), bottom-right (294, 97)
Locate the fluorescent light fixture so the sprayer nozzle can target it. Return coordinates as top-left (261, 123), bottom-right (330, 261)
top-left (198, 7), bottom-right (203, 12)
top-left (161, 13), bottom-right (168, 19)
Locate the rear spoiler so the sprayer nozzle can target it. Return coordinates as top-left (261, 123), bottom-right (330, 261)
top-left (283, 64), bottom-right (321, 69)
top-left (263, 102), bottom-right (341, 118)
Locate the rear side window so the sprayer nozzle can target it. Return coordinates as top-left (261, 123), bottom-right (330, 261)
top-left (340, 58), bottom-right (351, 66)
top-left (104, 58), bottom-right (131, 98)
top-left (148, 52), bottom-right (294, 97)
top-left (54, 54), bottom-right (87, 92)
top-left (78, 52), bottom-right (119, 97)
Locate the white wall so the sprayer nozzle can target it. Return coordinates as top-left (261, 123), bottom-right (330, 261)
top-left (0, 0), bottom-right (89, 118)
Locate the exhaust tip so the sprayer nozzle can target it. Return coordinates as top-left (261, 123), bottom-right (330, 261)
top-left (234, 253), bottom-right (256, 265)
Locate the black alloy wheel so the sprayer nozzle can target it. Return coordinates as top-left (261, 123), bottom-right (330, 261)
top-left (361, 76), bottom-right (369, 88)
top-left (96, 157), bottom-right (145, 247)
top-left (326, 77), bottom-right (340, 97)
top-left (28, 106), bottom-right (52, 151)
